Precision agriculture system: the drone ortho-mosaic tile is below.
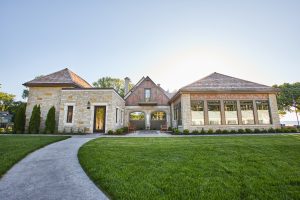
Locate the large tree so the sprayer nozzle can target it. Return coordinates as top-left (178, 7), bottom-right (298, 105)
top-left (93, 77), bottom-right (134, 97)
top-left (0, 84), bottom-right (15, 112)
top-left (273, 83), bottom-right (300, 125)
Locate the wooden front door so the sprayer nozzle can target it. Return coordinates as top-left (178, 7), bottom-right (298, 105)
top-left (93, 106), bottom-right (106, 133)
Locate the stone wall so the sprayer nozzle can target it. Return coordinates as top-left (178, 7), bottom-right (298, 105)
top-left (25, 87), bottom-right (63, 132)
top-left (58, 89), bottom-right (125, 133)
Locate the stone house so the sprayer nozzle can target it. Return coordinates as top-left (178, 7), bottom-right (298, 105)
top-left (23, 68), bottom-right (280, 133)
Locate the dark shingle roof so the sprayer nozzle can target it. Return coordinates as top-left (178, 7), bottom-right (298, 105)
top-left (180, 72), bottom-right (277, 93)
top-left (23, 68), bottom-right (92, 88)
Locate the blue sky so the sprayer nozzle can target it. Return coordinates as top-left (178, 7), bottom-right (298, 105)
top-left (0, 0), bottom-right (299, 120)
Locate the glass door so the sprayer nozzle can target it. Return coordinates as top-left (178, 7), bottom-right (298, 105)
top-left (93, 106), bottom-right (106, 133)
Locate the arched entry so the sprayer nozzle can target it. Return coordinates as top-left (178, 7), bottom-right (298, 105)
top-left (150, 111), bottom-right (166, 130)
top-left (129, 111), bottom-right (145, 130)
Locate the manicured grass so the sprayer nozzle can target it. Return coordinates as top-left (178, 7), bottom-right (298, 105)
top-left (79, 135), bottom-right (300, 200)
top-left (0, 135), bottom-right (69, 177)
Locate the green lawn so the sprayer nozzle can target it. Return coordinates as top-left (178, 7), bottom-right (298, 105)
top-left (79, 135), bottom-right (300, 200)
top-left (0, 135), bottom-right (69, 177)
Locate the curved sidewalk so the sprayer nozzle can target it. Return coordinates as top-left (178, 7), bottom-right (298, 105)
top-left (0, 137), bottom-right (108, 200)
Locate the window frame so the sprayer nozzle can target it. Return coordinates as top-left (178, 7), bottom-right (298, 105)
top-left (64, 103), bottom-right (75, 126)
top-left (144, 88), bottom-right (151, 102)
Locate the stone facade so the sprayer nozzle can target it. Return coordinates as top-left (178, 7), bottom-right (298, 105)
top-left (58, 89), bottom-right (125, 133)
top-left (25, 87), bottom-right (64, 132)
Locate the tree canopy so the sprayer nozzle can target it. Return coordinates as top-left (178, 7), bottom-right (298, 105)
top-left (0, 84), bottom-right (16, 112)
top-left (273, 82), bottom-right (300, 115)
top-left (93, 77), bottom-right (134, 97)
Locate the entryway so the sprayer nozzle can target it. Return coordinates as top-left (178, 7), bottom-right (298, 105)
top-left (93, 106), bottom-right (106, 133)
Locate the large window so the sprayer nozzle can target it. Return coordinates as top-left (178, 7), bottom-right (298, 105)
top-left (240, 101), bottom-right (255, 124)
top-left (144, 89), bottom-right (151, 102)
top-left (191, 100), bottom-right (204, 125)
top-left (224, 101), bottom-right (238, 125)
top-left (173, 102), bottom-right (182, 125)
top-left (151, 111), bottom-right (166, 120)
top-left (66, 106), bottom-right (73, 123)
top-left (256, 100), bottom-right (271, 124)
top-left (130, 112), bottom-right (145, 120)
top-left (208, 101), bottom-right (221, 125)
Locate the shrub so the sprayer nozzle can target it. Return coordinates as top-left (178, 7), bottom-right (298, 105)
top-left (260, 129), bottom-right (268, 133)
top-left (45, 106), bottom-right (56, 134)
top-left (28, 105), bottom-right (41, 134)
top-left (253, 128), bottom-right (260, 133)
top-left (0, 128), bottom-right (5, 133)
top-left (222, 129), bottom-right (229, 134)
top-left (275, 128), bottom-right (282, 133)
top-left (245, 128), bottom-right (253, 133)
top-left (14, 104), bottom-right (26, 134)
top-left (183, 129), bottom-right (190, 134)
top-left (107, 130), bottom-right (114, 134)
top-left (200, 128), bottom-right (206, 134)
top-left (230, 130), bottom-right (237, 134)
top-left (238, 129), bottom-right (245, 134)
top-left (122, 126), bottom-right (128, 133)
top-left (207, 129), bottom-right (214, 134)
top-left (168, 127), bottom-right (173, 131)
top-left (215, 129), bottom-right (222, 134)
top-left (192, 130), bottom-right (199, 134)
top-left (268, 128), bottom-right (275, 133)
top-left (174, 129), bottom-right (180, 134)
top-left (116, 128), bottom-right (124, 134)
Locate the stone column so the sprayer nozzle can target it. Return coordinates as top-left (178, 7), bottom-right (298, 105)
top-left (181, 94), bottom-right (191, 130)
top-left (220, 100), bottom-right (225, 125)
top-left (269, 94), bottom-right (280, 128)
top-left (237, 100), bottom-right (242, 125)
top-left (204, 100), bottom-right (209, 125)
top-left (253, 100), bottom-right (259, 124)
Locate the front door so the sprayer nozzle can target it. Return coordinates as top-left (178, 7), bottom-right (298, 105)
top-left (93, 106), bottom-right (106, 133)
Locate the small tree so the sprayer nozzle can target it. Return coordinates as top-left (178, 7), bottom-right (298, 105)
top-left (45, 106), bottom-right (56, 134)
top-left (28, 105), bottom-right (41, 134)
top-left (14, 104), bottom-right (26, 133)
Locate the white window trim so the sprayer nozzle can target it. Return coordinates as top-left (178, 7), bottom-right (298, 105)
top-left (116, 106), bottom-right (124, 125)
top-left (64, 103), bottom-right (75, 126)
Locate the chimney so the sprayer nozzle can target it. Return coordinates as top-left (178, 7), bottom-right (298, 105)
top-left (124, 77), bottom-right (130, 95)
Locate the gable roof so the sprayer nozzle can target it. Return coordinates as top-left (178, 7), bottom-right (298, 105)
top-left (23, 68), bottom-right (92, 88)
top-left (124, 76), bottom-right (170, 100)
top-left (179, 72), bottom-right (277, 93)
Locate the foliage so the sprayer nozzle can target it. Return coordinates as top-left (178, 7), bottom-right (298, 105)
top-left (22, 89), bottom-right (29, 99)
top-left (122, 127), bottom-right (128, 133)
top-left (200, 128), bottom-right (206, 134)
top-left (273, 83), bottom-right (300, 114)
top-left (245, 128), bottom-right (253, 133)
top-left (79, 136), bottom-right (300, 200)
top-left (14, 104), bottom-right (26, 134)
top-left (192, 130), bottom-right (199, 134)
top-left (215, 129), bottom-right (222, 134)
top-left (183, 129), bottom-right (189, 134)
top-left (0, 136), bottom-right (69, 177)
top-left (107, 130), bottom-right (114, 135)
top-left (238, 129), bottom-right (245, 133)
top-left (0, 91), bottom-right (15, 112)
top-left (115, 128), bottom-right (124, 134)
top-left (222, 129), bottom-right (229, 134)
top-left (230, 130), bottom-right (237, 134)
top-left (93, 77), bottom-right (134, 97)
top-left (28, 105), bottom-right (41, 134)
top-left (168, 127), bottom-right (173, 131)
top-left (207, 129), bottom-right (214, 134)
top-left (45, 106), bottom-right (56, 134)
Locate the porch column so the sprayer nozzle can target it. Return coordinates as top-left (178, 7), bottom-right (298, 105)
top-left (204, 100), bottom-right (209, 125)
top-left (181, 94), bottom-right (191, 130)
top-left (220, 100), bottom-right (225, 125)
top-left (237, 100), bottom-right (242, 125)
top-left (253, 100), bottom-right (259, 124)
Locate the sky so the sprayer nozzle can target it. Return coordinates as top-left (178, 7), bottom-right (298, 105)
top-left (0, 0), bottom-right (299, 121)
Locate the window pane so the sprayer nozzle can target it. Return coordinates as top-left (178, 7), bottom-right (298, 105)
top-left (67, 106), bottom-right (73, 123)
top-left (151, 111), bottom-right (166, 120)
top-left (224, 101), bottom-right (238, 125)
top-left (145, 89), bottom-right (151, 102)
top-left (191, 100), bottom-right (204, 125)
top-left (240, 101), bottom-right (254, 124)
top-left (256, 100), bottom-right (271, 124)
top-left (130, 112), bottom-right (145, 120)
top-left (208, 101), bottom-right (221, 125)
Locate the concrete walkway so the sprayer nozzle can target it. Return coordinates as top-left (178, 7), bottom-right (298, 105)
top-left (0, 137), bottom-right (108, 200)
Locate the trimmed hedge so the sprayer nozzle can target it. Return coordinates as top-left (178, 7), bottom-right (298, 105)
top-left (28, 105), bottom-right (41, 134)
top-left (171, 127), bottom-right (299, 135)
top-left (45, 106), bottom-right (56, 134)
top-left (14, 104), bottom-right (26, 134)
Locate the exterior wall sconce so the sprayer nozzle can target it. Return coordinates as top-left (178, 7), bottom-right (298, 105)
top-left (87, 101), bottom-right (91, 109)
